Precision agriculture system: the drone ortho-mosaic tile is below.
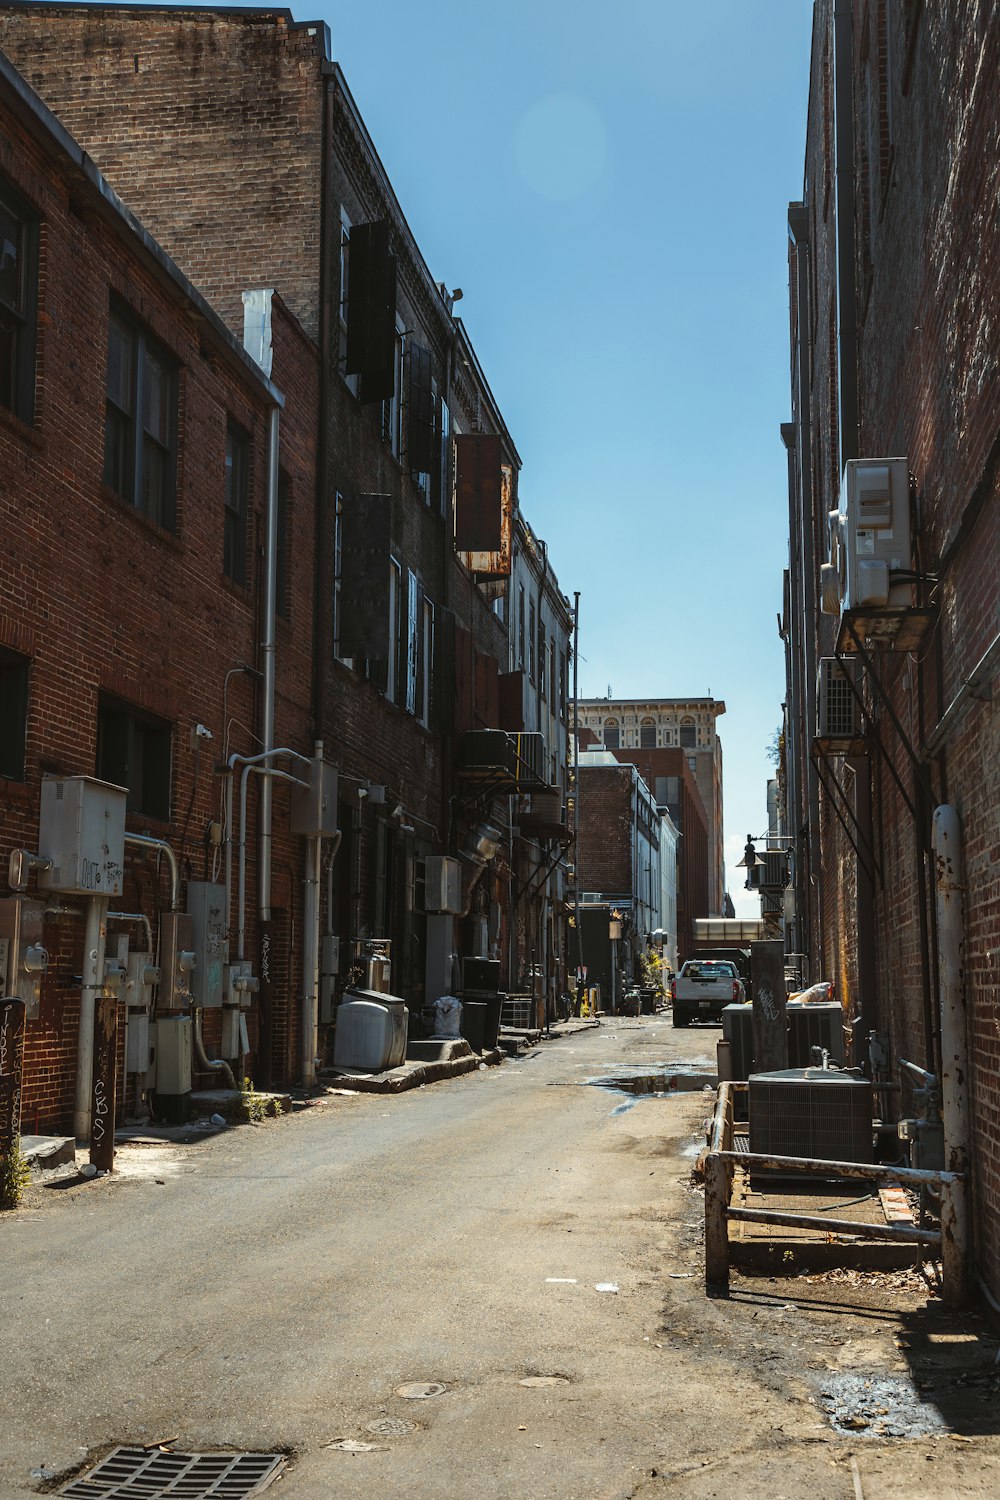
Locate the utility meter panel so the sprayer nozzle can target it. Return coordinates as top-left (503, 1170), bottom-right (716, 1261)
top-left (0, 898), bottom-right (48, 1018)
top-left (187, 882), bottom-right (226, 1007)
top-left (38, 776), bottom-right (127, 898)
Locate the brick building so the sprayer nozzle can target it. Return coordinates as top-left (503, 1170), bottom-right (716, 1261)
top-left (0, 5), bottom-right (575, 1067)
top-left (781, 2), bottom-right (1000, 1301)
top-left (575, 695), bottom-right (726, 914)
top-left (574, 751), bottom-right (662, 1006)
top-left (0, 49), bottom-right (319, 1132)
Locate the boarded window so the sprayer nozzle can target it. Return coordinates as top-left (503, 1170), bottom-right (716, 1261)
top-left (96, 696), bottom-right (171, 820)
top-left (344, 220), bottom-right (397, 404)
top-left (338, 492), bottom-right (392, 660)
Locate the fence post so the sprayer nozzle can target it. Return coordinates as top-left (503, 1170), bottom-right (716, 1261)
top-left (704, 1152), bottom-right (730, 1289)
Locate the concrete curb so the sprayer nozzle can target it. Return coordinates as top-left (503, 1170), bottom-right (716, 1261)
top-left (324, 1046), bottom-right (505, 1094)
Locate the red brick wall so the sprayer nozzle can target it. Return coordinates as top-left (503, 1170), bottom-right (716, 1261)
top-left (795, 1), bottom-right (1000, 1295)
top-left (576, 766), bottom-right (634, 896)
top-left (0, 74), bottom-right (318, 1126)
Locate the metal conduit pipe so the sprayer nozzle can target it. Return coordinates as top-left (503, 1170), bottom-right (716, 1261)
top-left (236, 754), bottom-right (310, 960)
top-left (124, 832), bottom-right (180, 911)
top-left (193, 1008), bottom-right (236, 1091)
top-left (107, 911), bottom-right (154, 953)
top-left (325, 830), bottom-right (344, 929)
top-left (225, 747), bottom-right (310, 951)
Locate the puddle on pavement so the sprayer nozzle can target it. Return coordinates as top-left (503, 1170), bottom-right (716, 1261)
top-left (586, 1068), bottom-right (717, 1114)
top-left (815, 1371), bottom-right (949, 1438)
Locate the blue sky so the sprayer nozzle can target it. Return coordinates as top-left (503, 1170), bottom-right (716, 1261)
top-left (94, 0), bottom-right (815, 914)
top-left (322, 0), bottom-right (815, 913)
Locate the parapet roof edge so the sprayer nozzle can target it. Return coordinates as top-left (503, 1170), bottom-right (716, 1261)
top-left (0, 46), bottom-right (284, 406)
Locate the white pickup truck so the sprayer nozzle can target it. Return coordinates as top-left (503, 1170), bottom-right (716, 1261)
top-left (669, 959), bottom-right (745, 1027)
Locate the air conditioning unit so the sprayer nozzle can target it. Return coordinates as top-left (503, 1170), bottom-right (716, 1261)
top-left (817, 657), bottom-right (861, 740)
top-left (745, 852), bottom-right (790, 890)
top-left (748, 1067), bottom-right (872, 1163)
top-left (786, 1000), bottom-right (845, 1066)
top-left (424, 855), bottom-right (462, 914)
top-left (835, 457), bottom-right (912, 613)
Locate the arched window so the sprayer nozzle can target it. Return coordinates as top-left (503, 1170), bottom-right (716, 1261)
top-left (680, 716), bottom-right (696, 748)
top-left (639, 717), bottom-right (656, 749)
top-left (604, 718), bottom-right (620, 749)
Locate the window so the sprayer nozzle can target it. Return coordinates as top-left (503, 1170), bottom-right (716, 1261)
top-left (604, 718), bottom-right (620, 750)
top-left (559, 651), bottom-right (567, 719)
top-left (332, 491), bottom-right (345, 660)
top-left (104, 307), bottom-right (178, 529)
top-left (640, 718), bottom-right (656, 748)
top-left (539, 623), bottom-right (547, 700)
top-left (275, 471), bottom-right (290, 618)
top-left (0, 182), bottom-right (38, 425)
top-left (548, 640), bottom-right (556, 710)
top-left (680, 718), bottom-right (696, 748)
top-left (405, 569), bottom-right (419, 714)
top-left (436, 394), bottom-right (451, 517)
top-left (518, 585), bottom-right (525, 670)
top-left (417, 596), bottom-right (434, 727)
top-left (96, 696), bottom-right (171, 820)
top-left (338, 206), bottom-right (359, 397)
top-left (0, 648), bottom-right (29, 781)
top-left (528, 600), bottom-right (536, 682)
top-left (224, 421), bottom-right (250, 584)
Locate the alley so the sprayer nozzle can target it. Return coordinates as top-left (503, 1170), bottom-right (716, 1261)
top-left (4, 1024), bottom-right (1000, 1500)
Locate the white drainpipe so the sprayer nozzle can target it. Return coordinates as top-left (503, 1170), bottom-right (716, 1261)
top-left (259, 403), bottom-right (280, 924)
top-left (933, 804), bottom-right (969, 1304)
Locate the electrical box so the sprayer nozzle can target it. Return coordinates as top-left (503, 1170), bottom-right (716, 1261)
top-left (154, 1016), bottom-right (192, 1094)
top-left (290, 757), bottom-right (339, 837)
top-left (187, 881), bottom-right (226, 1008)
top-left (37, 776), bottom-right (127, 898)
top-left (424, 856), bottom-right (462, 914)
top-left (158, 912), bottom-right (196, 1012)
top-left (0, 898), bottom-right (48, 1019)
top-left (837, 457), bottom-right (912, 613)
top-left (320, 934), bottom-right (340, 1023)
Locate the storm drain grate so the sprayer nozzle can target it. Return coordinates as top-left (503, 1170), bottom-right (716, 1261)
top-left (57, 1446), bottom-right (285, 1498)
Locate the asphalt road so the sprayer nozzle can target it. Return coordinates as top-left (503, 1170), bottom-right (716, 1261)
top-left (4, 1017), bottom-right (1000, 1499)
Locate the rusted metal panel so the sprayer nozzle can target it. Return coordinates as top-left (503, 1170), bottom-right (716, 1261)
top-left (751, 939), bottom-right (787, 1072)
top-left (727, 1207), bottom-right (940, 1245)
top-left (455, 437), bottom-right (511, 573)
top-left (338, 492), bottom-right (391, 660)
top-left (497, 669), bottom-right (526, 732)
top-left (90, 995), bottom-right (117, 1172)
top-left (715, 1148), bottom-right (961, 1188)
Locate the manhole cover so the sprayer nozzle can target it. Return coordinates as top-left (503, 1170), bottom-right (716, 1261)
top-left (519, 1376), bottom-right (568, 1387)
top-left (395, 1382), bottom-right (446, 1399)
top-left (57, 1446), bottom-right (285, 1497)
top-left (366, 1417), bottom-right (417, 1436)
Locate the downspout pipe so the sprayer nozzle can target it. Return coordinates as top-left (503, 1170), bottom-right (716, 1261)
top-left (259, 403), bottom-right (280, 922)
top-left (933, 805), bottom-right (970, 1304)
top-left (235, 752), bottom-right (311, 960)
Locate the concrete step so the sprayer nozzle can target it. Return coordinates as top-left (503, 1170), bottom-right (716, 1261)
top-left (20, 1135), bottom-right (76, 1170)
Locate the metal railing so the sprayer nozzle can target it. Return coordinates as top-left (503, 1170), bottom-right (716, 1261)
top-left (702, 1083), bottom-right (966, 1305)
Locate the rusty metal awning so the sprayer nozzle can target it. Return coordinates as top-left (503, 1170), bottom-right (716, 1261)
top-left (57, 1446), bottom-right (285, 1498)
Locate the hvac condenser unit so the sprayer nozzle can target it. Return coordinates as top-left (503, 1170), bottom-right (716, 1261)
top-left (748, 1067), bottom-right (872, 1163)
top-left (722, 1004), bottom-right (754, 1080)
top-left (785, 1000), bottom-right (845, 1066)
top-left (817, 657), bottom-right (861, 741)
top-left (837, 457), bottom-right (912, 613)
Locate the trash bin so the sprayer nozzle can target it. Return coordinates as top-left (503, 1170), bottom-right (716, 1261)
top-left (640, 986), bottom-right (656, 1015)
top-left (482, 993), bottom-right (502, 1051)
top-left (431, 994), bottom-right (462, 1039)
top-left (460, 1001), bottom-right (487, 1053)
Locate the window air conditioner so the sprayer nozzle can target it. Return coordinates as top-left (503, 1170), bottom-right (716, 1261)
top-left (835, 458), bottom-right (913, 613)
top-left (817, 657), bottom-right (861, 740)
